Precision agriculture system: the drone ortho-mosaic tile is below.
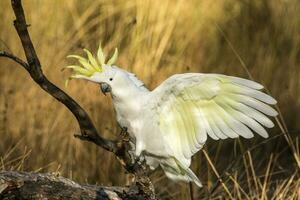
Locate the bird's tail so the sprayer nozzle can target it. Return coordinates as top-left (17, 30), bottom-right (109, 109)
top-left (160, 158), bottom-right (202, 187)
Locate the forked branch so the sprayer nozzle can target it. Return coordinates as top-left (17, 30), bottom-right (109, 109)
top-left (5, 0), bottom-right (118, 153)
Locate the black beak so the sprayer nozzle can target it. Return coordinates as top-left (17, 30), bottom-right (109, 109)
top-left (100, 83), bottom-right (111, 95)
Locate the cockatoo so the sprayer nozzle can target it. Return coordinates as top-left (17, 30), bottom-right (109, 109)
top-left (65, 44), bottom-right (278, 187)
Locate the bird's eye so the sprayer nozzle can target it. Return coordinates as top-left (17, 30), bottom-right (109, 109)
top-left (109, 78), bottom-right (113, 81)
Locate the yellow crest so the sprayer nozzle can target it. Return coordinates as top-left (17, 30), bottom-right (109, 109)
top-left (64, 43), bottom-right (118, 86)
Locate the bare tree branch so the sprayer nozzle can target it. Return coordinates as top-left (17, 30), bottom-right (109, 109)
top-left (9, 0), bottom-right (117, 153)
top-left (0, 0), bottom-right (156, 199)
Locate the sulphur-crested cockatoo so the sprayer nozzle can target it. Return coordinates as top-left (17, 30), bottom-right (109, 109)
top-left (65, 44), bottom-right (278, 187)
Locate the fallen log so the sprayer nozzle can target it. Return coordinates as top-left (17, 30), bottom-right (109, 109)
top-left (0, 171), bottom-right (147, 200)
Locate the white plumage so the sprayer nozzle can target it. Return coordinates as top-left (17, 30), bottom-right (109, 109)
top-left (67, 47), bottom-right (278, 187)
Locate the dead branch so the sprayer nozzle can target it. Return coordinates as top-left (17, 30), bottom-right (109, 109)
top-left (9, 0), bottom-right (117, 153)
top-left (0, 0), bottom-right (156, 199)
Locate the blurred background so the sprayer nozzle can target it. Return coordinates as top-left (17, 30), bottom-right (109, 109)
top-left (0, 0), bottom-right (299, 199)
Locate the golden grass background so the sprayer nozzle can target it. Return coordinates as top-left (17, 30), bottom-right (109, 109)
top-left (0, 0), bottom-right (299, 199)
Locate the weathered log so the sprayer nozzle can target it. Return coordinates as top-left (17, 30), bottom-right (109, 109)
top-left (0, 171), bottom-right (148, 200)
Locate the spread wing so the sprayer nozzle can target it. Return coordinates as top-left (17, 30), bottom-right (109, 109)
top-left (149, 73), bottom-right (278, 166)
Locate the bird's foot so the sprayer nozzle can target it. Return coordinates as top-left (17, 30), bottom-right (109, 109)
top-left (120, 150), bottom-right (142, 176)
top-left (125, 151), bottom-right (146, 169)
top-left (120, 127), bottom-right (129, 141)
top-left (132, 154), bottom-right (147, 168)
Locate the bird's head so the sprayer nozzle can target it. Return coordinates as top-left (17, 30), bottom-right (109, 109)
top-left (65, 44), bottom-right (123, 95)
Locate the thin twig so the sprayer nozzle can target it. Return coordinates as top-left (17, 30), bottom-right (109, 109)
top-left (0, 51), bottom-right (28, 70)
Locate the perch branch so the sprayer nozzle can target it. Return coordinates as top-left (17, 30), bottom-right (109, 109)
top-left (0, 0), bottom-right (156, 199)
top-left (9, 0), bottom-right (117, 153)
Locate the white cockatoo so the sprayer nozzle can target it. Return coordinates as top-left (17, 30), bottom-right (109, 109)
top-left (65, 44), bottom-right (278, 187)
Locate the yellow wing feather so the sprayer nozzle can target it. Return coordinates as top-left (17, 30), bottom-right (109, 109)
top-left (152, 73), bottom-right (277, 164)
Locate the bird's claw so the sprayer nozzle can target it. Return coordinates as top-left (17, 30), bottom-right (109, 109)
top-left (133, 155), bottom-right (146, 166)
top-left (120, 127), bottom-right (129, 141)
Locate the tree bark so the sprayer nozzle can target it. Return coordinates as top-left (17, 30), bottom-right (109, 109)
top-left (0, 171), bottom-right (148, 200)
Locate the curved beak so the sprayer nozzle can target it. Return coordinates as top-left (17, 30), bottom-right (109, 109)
top-left (100, 83), bottom-right (111, 95)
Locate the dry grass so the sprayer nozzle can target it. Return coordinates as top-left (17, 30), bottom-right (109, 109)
top-left (0, 0), bottom-right (299, 199)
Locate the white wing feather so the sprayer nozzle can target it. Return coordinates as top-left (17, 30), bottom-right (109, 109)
top-left (149, 73), bottom-right (277, 166)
